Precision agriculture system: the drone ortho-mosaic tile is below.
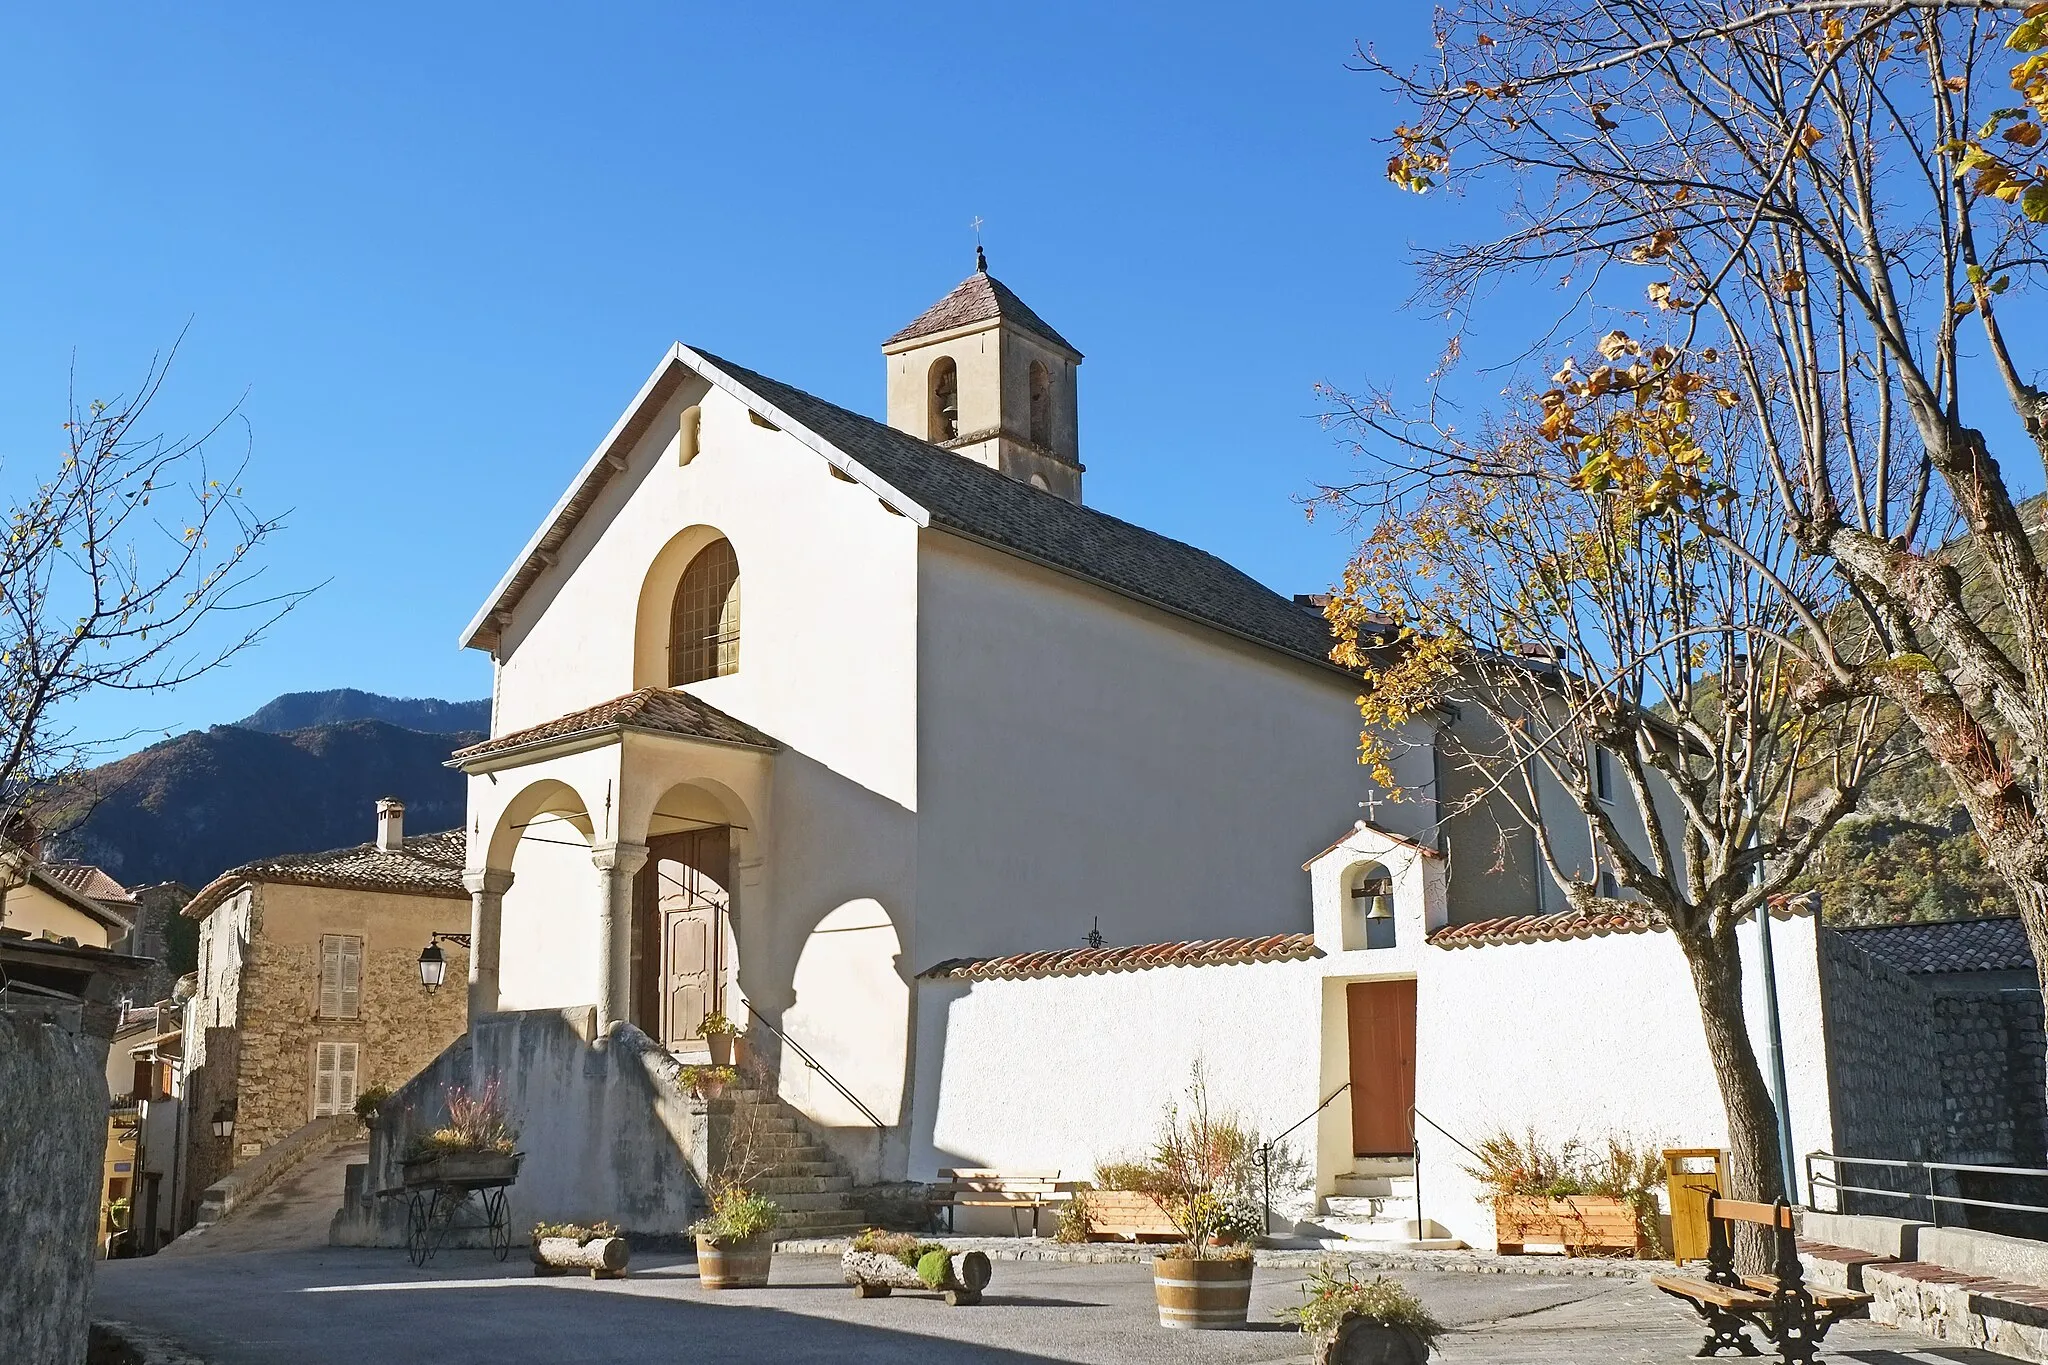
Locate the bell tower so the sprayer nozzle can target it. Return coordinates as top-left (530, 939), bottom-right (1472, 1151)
top-left (882, 249), bottom-right (1085, 502)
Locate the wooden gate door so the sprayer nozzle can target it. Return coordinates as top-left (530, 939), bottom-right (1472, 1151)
top-left (1347, 979), bottom-right (1418, 1157)
top-left (633, 827), bottom-right (731, 1053)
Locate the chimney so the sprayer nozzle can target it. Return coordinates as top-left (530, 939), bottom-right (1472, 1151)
top-left (376, 797), bottom-right (405, 853)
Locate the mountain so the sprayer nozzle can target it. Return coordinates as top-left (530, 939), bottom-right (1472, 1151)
top-left (48, 715), bottom-right (483, 890)
top-left (237, 689), bottom-right (489, 734)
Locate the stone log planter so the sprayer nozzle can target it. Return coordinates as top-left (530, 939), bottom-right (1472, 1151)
top-left (532, 1235), bottom-right (630, 1279)
top-left (1316, 1314), bottom-right (1433, 1365)
top-left (1153, 1255), bottom-right (1254, 1329)
top-left (696, 1232), bottom-right (773, 1289)
top-left (1493, 1195), bottom-right (1644, 1257)
top-left (841, 1248), bottom-right (994, 1307)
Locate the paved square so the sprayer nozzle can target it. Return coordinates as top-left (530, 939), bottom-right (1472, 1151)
top-left (96, 1249), bottom-right (2008, 1364)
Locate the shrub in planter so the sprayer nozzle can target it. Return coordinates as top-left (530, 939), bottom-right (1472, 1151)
top-left (353, 1085), bottom-right (392, 1130)
top-left (679, 1064), bottom-right (737, 1101)
top-left (691, 1187), bottom-right (780, 1289)
top-left (699, 1011), bottom-right (738, 1066)
top-left (1138, 1066), bottom-right (1265, 1329)
top-left (1464, 1129), bottom-right (1664, 1257)
top-left (842, 1229), bottom-right (994, 1306)
top-left (1283, 1265), bottom-right (1445, 1364)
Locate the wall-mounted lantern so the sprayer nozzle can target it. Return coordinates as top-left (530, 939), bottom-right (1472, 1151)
top-left (210, 1102), bottom-right (236, 1142)
top-left (417, 932), bottom-right (471, 992)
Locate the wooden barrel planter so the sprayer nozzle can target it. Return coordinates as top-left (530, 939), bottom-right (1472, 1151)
top-left (696, 1232), bottom-right (773, 1289)
top-left (842, 1248), bottom-right (993, 1306)
top-left (532, 1235), bottom-right (630, 1279)
top-left (1153, 1255), bottom-right (1254, 1329)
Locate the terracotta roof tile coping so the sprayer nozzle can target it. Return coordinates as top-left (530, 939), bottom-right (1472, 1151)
top-left (1429, 900), bottom-right (1815, 949)
top-left (1302, 819), bottom-right (1442, 870)
top-left (919, 932), bottom-right (1319, 982)
top-left (41, 862), bottom-right (137, 905)
top-left (450, 687), bottom-right (778, 767)
top-left (182, 829), bottom-right (469, 922)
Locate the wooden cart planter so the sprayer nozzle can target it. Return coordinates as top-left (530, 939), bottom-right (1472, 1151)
top-left (391, 1151), bottom-right (521, 1267)
top-left (1085, 1190), bottom-right (1180, 1242)
top-left (532, 1235), bottom-right (630, 1279)
top-left (842, 1248), bottom-right (993, 1306)
top-left (1494, 1195), bottom-right (1645, 1257)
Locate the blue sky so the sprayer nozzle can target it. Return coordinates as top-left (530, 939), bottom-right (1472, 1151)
top-left (0, 4), bottom-right (1462, 752)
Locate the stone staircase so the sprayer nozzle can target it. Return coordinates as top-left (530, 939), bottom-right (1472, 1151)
top-left (1296, 1158), bottom-right (1464, 1250)
top-left (712, 1084), bottom-right (868, 1239)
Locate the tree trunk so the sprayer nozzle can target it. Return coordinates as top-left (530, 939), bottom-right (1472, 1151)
top-left (1675, 922), bottom-right (1785, 1273)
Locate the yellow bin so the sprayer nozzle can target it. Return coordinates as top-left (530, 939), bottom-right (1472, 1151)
top-left (1663, 1148), bottom-right (1728, 1264)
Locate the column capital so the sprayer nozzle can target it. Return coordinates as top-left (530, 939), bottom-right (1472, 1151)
top-left (463, 868), bottom-right (516, 896)
top-left (591, 840), bottom-right (650, 876)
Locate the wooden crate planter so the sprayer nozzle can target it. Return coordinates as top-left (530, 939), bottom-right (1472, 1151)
top-left (1494, 1195), bottom-right (1645, 1257)
top-left (1085, 1190), bottom-right (1180, 1242)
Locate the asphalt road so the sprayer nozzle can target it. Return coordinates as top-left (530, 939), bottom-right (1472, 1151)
top-left (94, 1248), bottom-right (1984, 1365)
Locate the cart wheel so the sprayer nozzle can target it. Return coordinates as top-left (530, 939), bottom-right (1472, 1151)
top-left (405, 1193), bottom-right (431, 1268)
top-left (486, 1187), bottom-right (512, 1262)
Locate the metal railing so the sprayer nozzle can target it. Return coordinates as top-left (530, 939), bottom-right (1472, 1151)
top-left (1256, 1082), bottom-right (1349, 1234)
top-left (742, 1000), bottom-right (886, 1129)
top-left (1807, 1150), bottom-right (2048, 1227)
top-left (1410, 1105), bottom-right (1483, 1242)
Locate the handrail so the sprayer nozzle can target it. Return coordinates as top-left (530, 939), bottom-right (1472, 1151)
top-left (1807, 1150), bottom-right (2048, 1227)
top-left (1412, 1106), bottom-right (1482, 1162)
top-left (1255, 1082), bottom-right (1350, 1235)
top-left (743, 1000), bottom-right (886, 1129)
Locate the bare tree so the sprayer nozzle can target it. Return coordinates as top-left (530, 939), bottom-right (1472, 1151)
top-left (1357, 0), bottom-right (2048, 1071)
top-left (0, 344), bottom-right (301, 905)
top-left (1320, 331), bottom-right (1891, 1222)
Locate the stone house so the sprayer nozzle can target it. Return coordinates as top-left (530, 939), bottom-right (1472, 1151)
top-left (178, 800), bottom-right (468, 1228)
top-left (1, 843), bottom-right (134, 950)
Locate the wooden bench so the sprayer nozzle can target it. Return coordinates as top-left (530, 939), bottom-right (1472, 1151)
top-left (1651, 1195), bottom-right (1870, 1363)
top-left (930, 1170), bottom-right (1083, 1238)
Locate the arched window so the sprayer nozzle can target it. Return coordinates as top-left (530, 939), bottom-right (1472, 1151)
top-left (1028, 360), bottom-right (1052, 447)
top-left (669, 538), bottom-right (741, 685)
top-left (1344, 863), bottom-right (1396, 951)
top-left (929, 357), bottom-right (959, 442)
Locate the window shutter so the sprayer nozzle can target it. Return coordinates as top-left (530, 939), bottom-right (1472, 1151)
top-left (319, 937), bottom-right (341, 1017)
top-left (337, 1043), bottom-right (360, 1112)
top-left (339, 937), bottom-right (362, 1020)
top-left (314, 1043), bottom-right (336, 1116)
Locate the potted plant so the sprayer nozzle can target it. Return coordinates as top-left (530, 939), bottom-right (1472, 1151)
top-left (1467, 1130), bottom-right (1662, 1257)
top-left (699, 1011), bottom-right (738, 1066)
top-left (1283, 1264), bottom-right (1445, 1364)
top-left (401, 1082), bottom-right (522, 1185)
top-left (679, 1064), bottom-right (737, 1101)
top-left (353, 1084), bottom-right (392, 1130)
top-left (1142, 1064), bottom-right (1260, 1329)
top-left (691, 1186), bottom-right (780, 1289)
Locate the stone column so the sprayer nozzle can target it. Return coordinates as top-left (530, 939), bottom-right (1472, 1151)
top-left (461, 868), bottom-right (514, 1026)
top-left (590, 842), bottom-right (648, 1038)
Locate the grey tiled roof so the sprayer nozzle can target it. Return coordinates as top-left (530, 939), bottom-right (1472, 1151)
top-left (451, 687), bottom-right (779, 764)
top-left (182, 830), bottom-right (469, 921)
top-left (697, 351), bottom-right (1342, 672)
top-left (1836, 916), bottom-right (2036, 975)
top-left (883, 269), bottom-right (1081, 356)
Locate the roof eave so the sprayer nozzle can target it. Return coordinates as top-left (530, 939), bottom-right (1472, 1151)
top-left (447, 718), bottom-right (778, 775)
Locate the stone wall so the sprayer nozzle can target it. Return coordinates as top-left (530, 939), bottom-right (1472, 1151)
top-left (1933, 989), bottom-right (2047, 1166)
top-left (331, 1009), bottom-right (701, 1246)
top-left (0, 1008), bottom-right (111, 1365)
top-left (1818, 928), bottom-right (1944, 1168)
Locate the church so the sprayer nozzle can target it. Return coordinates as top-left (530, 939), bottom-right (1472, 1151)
top-left (336, 260), bottom-right (1875, 1251)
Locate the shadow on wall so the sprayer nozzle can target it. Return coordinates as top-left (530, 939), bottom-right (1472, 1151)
top-left (331, 1008), bottom-right (702, 1247)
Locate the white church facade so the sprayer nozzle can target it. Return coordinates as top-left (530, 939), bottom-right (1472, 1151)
top-left (335, 262), bottom-right (1903, 1251)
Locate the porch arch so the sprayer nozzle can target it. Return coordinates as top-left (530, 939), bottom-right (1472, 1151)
top-left (486, 779), bottom-right (603, 1011)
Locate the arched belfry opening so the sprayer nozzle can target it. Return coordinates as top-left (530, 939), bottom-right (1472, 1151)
top-left (1028, 360), bottom-right (1052, 447)
top-left (928, 357), bottom-right (960, 442)
top-left (669, 538), bottom-right (740, 686)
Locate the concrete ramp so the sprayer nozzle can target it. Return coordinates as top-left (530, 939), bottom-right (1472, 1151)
top-left (162, 1138), bottom-right (365, 1256)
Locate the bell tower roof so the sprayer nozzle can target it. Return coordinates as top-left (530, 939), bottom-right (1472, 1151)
top-left (882, 259), bottom-right (1082, 359)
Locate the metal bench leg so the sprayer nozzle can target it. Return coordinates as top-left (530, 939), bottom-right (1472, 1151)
top-left (1694, 1309), bottom-right (1761, 1358)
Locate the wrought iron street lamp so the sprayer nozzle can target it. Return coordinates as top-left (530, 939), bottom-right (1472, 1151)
top-left (417, 932), bottom-right (471, 992)
top-left (210, 1102), bottom-right (235, 1142)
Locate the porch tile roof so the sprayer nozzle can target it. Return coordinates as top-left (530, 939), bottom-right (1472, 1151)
top-left (1427, 907), bottom-right (1660, 948)
top-left (450, 687), bottom-right (779, 765)
top-left (1834, 915), bottom-right (2034, 975)
top-left (181, 830), bottom-right (469, 921)
top-left (918, 932), bottom-right (1319, 982)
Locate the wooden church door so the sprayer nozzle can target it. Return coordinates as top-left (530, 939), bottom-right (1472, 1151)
top-left (632, 826), bottom-right (732, 1052)
top-left (1347, 979), bottom-right (1418, 1157)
